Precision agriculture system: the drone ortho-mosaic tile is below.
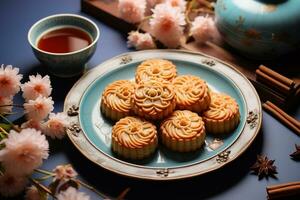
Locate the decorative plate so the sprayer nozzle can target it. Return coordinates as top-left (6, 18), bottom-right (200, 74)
top-left (64, 50), bottom-right (262, 180)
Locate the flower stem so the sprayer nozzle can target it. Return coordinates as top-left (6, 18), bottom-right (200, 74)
top-left (0, 113), bottom-right (21, 132)
top-left (0, 126), bottom-right (8, 135)
top-left (198, 0), bottom-right (214, 9)
top-left (0, 104), bottom-right (23, 108)
top-left (117, 187), bottom-right (131, 200)
top-left (30, 178), bottom-right (57, 199)
top-left (35, 174), bottom-right (55, 181)
top-left (75, 179), bottom-right (109, 199)
top-left (34, 168), bottom-right (55, 176)
top-left (192, 8), bottom-right (214, 14)
top-left (137, 15), bottom-right (152, 31)
top-left (185, 0), bottom-right (195, 25)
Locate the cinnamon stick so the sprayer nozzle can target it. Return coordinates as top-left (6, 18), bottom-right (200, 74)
top-left (256, 69), bottom-right (291, 95)
top-left (267, 181), bottom-right (300, 199)
top-left (266, 101), bottom-right (300, 129)
top-left (262, 103), bottom-right (300, 136)
top-left (259, 65), bottom-right (295, 88)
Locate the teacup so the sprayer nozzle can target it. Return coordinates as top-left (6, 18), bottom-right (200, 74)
top-left (28, 13), bottom-right (99, 77)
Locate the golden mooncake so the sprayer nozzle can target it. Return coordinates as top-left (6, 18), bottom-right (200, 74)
top-left (160, 110), bottom-right (206, 152)
top-left (111, 116), bottom-right (158, 160)
top-left (202, 93), bottom-right (240, 134)
top-left (132, 80), bottom-right (176, 121)
top-left (135, 59), bottom-right (177, 83)
top-left (101, 80), bottom-right (135, 121)
top-left (172, 75), bottom-right (211, 113)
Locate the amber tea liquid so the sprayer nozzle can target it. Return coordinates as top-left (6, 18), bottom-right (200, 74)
top-left (37, 27), bottom-right (92, 53)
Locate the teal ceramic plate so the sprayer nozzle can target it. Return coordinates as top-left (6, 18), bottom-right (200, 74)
top-left (64, 50), bottom-right (262, 180)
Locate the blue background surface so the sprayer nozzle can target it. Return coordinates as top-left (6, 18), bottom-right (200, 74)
top-left (0, 0), bottom-right (299, 199)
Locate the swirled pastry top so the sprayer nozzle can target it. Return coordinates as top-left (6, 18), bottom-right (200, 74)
top-left (132, 80), bottom-right (175, 116)
top-left (203, 93), bottom-right (239, 121)
top-left (101, 80), bottom-right (135, 113)
top-left (112, 116), bottom-right (157, 149)
top-left (160, 110), bottom-right (205, 140)
top-left (135, 59), bottom-right (177, 83)
top-left (172, 75), bottom-right (209, 106)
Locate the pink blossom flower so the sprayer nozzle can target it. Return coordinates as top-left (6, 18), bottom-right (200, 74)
top-left (190, 15), bottom-right (222, 45)
top-left (24, 96), bottom-right (54, 121)
top-left (0, 173), bottom-right (28, 197)
top-left (0, 64), bottom-right (22, 97)
top-left (25, 186), bottom-right (45, 200)
top-left (57, 187), bottom-right (90, 200)
top-left (0, 128), bottom-right (49, 176)
top-left (22, 74), bottom-right (52, 101)
top-left (118, 0), bottom-right (146, 24)
top-left (21, 119), bottom-right (42, 131)
top-left (0, 95), bottom-right (13, 114)
top-left (42, 112), bottom-right (70, 139)
top-left (53, 164), bottom-right (78, 181)
top-left (150, 3), bottom-right (186, 48)
top-left (164, 0), bottom-right (186, 11)
top-left (127, 31), bottom-right (156, 50)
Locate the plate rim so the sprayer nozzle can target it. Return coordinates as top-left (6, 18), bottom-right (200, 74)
top-left (64, 49), bottom-right (262, 180)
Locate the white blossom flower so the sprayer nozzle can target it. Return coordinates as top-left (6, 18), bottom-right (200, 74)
top-left (21, 119), bottom-right (43, 131)
top-left (150, 3), bottom-right (186, 48)
top-left (0, 64), bottom-right (22, 97)
top-left (53, 164), bottom-right (78, 181)
top-left (57, 187), bottom-right (90, 200)
top-left (22, 74), bottom-right (52, 101)
top-left (0, 95), bottom-right (13, 114)
top-left (127, 31), bottom-right (156, 50)
top-left (190, 15), bottom-right (222, 45)
top-left (0, 128), bottom-right (49, 176)
top-left (42, 112), bottom-right (70, 139)
top-left (25, 186), bottom-right (46, 200)
top-left (118, 0), bottom-right (146, 24)
top-left (0, 173), bottom-right (28, 197)
top-left (24, 96), bottom-right (54, 121)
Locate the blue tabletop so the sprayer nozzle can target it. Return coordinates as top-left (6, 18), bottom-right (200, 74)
top-left (0, 0), bottom-right (299, 199)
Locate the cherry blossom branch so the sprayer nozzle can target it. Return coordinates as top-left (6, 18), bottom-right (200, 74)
top-left (30, 178), bottom-right (57, 199)
top-left (192, 8), bottom-right (214, 14)
top-left (34, 168), bottom-right (55, 176)
top-left (35, 174), bottom-right (55, 181)
top-left (0, 128), bottom-right (8, 141)
top-left (197, 0), bottom-right (214, 9)
top-left (185, 0), bottom-right (196, 25)
top-left (117, 187), bottom-right (131, 200)
top-left (0, 113), bottom-right (21, 132)
top-left (0, 104), bottom-right (23, 108)
top-left (74, 179), bottom-right (110, 199)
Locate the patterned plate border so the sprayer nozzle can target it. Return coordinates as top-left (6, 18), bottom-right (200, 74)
top-left (64, 50), bottom-right (262, 180)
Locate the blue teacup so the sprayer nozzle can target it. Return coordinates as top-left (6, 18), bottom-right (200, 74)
top-left (28, 14), bottom-right (99, 77)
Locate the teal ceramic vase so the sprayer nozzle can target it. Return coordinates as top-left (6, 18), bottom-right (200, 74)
top-left (215, 0), bottom-right (300, 59)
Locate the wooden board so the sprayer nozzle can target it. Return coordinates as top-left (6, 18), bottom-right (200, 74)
top-left (81, 0), bottom-right (300, 109)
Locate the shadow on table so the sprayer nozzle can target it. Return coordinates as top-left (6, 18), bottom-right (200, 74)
top-left (64, 129), bottom-right (264, 199)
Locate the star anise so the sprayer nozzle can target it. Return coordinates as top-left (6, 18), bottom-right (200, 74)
top-left (250, 155), bottom-right (278, 179)
top-left (290, 144), bottom-right (300, 160)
